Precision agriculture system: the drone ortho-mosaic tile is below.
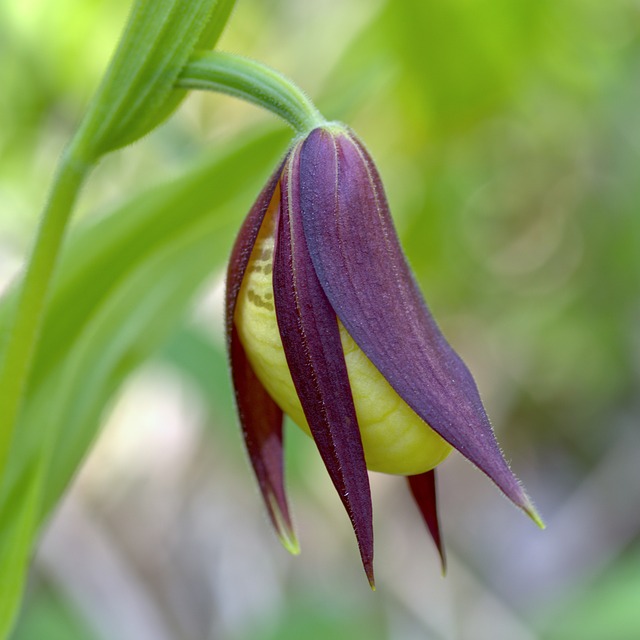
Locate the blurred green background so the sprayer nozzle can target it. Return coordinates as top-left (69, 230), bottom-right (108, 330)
top-left (2, 0), bottom-right (640, 638)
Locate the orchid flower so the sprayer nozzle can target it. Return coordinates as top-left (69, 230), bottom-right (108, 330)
top-left (226, 124), bottom-right (543, 587)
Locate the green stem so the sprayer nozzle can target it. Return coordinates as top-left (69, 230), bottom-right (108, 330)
top-left (178, 51), bottom-right (326, 135)
top-left (0, 149), bottom-right (90, 476)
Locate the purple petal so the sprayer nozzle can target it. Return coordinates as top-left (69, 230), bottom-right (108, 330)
top-left (226, 163), bottom-right (298, 552)
top-left (298, 127), bottom-right (541, 524)
top-left (274, 142), bottom-right (375, 587)
top-left (408, 471), bottom-right (445, 573)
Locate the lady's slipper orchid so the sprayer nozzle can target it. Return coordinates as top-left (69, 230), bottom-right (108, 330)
top-left (226, 124), bottom-right (542, 587)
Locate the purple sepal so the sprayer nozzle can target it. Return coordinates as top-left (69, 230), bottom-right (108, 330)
top-left (298, 127), bottom-right (532, 516)
top-left (408, 470), bottom-right (445, 573)
top-left (226, 163), bottom-right (296, 549)
top-left (274, 143), bottom-right (375, 587)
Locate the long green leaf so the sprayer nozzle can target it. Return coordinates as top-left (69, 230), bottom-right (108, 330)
top-left (73, 0), bottom-right (237, 160)
top-left (0, 128), bottom-right (288, 637)
top-left (0, 465), bottom-right (43, 639)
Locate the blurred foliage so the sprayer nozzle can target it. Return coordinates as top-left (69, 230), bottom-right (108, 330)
top-left (12, 582), bottom-right (94, 640)
top-left (541, 549), bottom-right (640, 640)
top-left (2, 0), bottom-right (640, 638)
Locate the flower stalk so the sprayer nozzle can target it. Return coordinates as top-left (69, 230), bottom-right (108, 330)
top-left (178, 51), bottom-right (326, 134)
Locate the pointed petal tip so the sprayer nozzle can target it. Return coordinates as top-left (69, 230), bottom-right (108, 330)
top-left (490, 462), bottom-right (545, 530)
top-left (508, 481), bottom-right (545, 529)
top-left (523, 497), bottom-right (546, 530)
top-left (407, 472), bottom-right (446, 576)
top-left (277, 529), bottom-right (301, 556)
top-left (509, 481), bottom-right (545, 529)
top-left (361, 553), bottom-right (375, 591)
top-left (367, 571), bottom-right (376, 592)
top-left (267, 493), bottom-right (300, 554)
top-left (438, 550), bottom-right (447, 577)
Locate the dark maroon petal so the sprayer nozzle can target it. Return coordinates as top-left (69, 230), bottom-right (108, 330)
top-left (226, 161), bottom-right (297, 552)
top-left (274, 142), bottom-right (375, 587)
top-left (298, 127), bottom-right (541, 525)
top-left (408, 471), bottom-right (445, 573)
top-left (230, 328), bottom-right (298, 552)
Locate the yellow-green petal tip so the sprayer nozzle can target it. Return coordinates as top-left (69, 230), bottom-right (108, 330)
top-left (523, 498), bottom-right (546, 530)
top-left (278, 529), bottom-right (301, 556)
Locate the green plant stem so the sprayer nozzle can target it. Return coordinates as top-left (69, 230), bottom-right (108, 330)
top-left (178, 51), bottom-right (326, 135)
top-left (0, 150), bottom-right (90, 477)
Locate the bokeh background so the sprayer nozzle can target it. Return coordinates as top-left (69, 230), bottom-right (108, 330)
top-left (2, 0), bottom-right (640, 638)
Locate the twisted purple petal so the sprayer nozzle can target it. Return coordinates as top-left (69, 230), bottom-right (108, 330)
top-left (274, 142), bottom-right (375, 586)
top-left (298, 127), bottom-right (539, 523)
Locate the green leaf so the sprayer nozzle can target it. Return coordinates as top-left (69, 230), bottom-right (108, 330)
top-left (0, 127), bottom-right (289, 638)
top-left (0, 467), bottom-right (43, 639)
top-left (11, 582), bottom-right (95, 640)
top-left (72, 0), bottom-right (237, 161)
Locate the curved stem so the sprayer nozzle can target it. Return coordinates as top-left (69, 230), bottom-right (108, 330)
top-left (178, 51), bottom-right (326, 135)
top-left (0, 149), bottom-right (91, 477)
